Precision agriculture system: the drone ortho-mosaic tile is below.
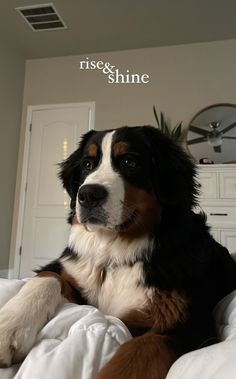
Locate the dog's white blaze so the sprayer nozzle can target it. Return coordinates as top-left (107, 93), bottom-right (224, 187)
top-left (68, 130), bottom-right (155, 316)
top-left (0, 277), bottom-right (63, 366)
top-left (65, 224), bottom-right (154, 316)
top-left (77, 131), bottom-right (125, 228)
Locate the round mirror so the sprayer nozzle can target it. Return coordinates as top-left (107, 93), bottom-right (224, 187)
top-left (186, 104), bottom-right (236, 164)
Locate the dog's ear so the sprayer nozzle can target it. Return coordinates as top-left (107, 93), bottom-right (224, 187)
top-left (59, 130), bottom-right (95, 209)
top-left (141, 126), bottom-right (198, 210)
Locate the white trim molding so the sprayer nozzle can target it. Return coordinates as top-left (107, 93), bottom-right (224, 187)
top-left (7, 269), bottom-right (14, 280)
top-left (0, 269), bottom-right (9, 279)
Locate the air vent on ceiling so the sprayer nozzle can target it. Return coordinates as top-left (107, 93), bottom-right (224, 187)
top-left (16, 3), bottom-right (67, 32)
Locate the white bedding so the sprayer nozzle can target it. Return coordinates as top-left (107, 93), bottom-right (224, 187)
top-left (167, 291), bottom-right (236, 379)
top-left (0, 278), bottom-right (236, 379)
top-left (0, 278), bottom-right (132, 379)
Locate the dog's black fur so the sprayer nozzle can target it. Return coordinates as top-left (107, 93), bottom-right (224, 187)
top-left (1, 126), bottom-right (236, 377)
top-left (39, 126), bottom-right (236, 373)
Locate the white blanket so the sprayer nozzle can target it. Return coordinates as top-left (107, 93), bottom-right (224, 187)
top-left (0, 278), bottom-right (132, 379)
top-left (1, 279), bottom-right (236, 379)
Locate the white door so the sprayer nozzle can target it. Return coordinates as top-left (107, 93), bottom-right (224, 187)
top-left (19, 104), bottom-right (94, 278)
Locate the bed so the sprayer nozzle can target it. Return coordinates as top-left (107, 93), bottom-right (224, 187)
top-left (0, 278), bottom-right (236, 379)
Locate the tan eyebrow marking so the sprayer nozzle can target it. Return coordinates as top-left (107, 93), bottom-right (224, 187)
top-left (113, 142), bottom-right (128, 157)
top-left (87, 143), bottom-right (98, 157)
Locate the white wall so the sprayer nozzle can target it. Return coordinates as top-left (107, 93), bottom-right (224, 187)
top-left (9, 38), bottom-right (236, 271)
top-left (21, 39), bottom-right (236, 130)
top-left (0, 38), bottom-right (25, 271)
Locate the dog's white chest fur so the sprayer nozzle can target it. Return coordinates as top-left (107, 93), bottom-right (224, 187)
top-left (63, 224), bottom-right (153, 317)
top-left (97, 263), bottom-right (152, 316)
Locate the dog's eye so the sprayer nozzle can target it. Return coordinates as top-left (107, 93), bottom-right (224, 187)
top-left (82, 159), bottom-right (94, 171)
top-left (122, 157), bottom-right (137, 169)
top-left (124, 159), bottom-right (136, 168)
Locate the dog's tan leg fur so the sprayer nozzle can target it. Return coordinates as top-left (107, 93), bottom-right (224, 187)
top-left (96, 331), bottom-right (177, 379)
top-left (96, 290), bottom-right (187, 379)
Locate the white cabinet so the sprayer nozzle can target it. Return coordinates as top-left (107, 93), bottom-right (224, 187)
top-left (210, 229), bottom-right (220, 244)
top-left (221, 230), bottom-right (236, 255)
top-left (197, 165), bottom-right (236, 255)
top-left (202, 204), bottom-right (236, 228)
top-left (197, 172), bottom-right (218, 199)
top-left (219, 173), bottom-right (236, 199)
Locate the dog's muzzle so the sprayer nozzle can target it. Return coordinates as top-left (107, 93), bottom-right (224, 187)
top-left (78, 184), bottom-right (108, 226)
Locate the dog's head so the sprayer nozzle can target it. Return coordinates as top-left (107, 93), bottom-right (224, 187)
top-left (59, 126), bottom-right (197, 235)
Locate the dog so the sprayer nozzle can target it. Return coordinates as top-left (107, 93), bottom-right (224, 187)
top-left (0, 125), bottom-right (236, 378)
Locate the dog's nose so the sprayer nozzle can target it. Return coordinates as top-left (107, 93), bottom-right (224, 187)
top-left (78, 184), bottom-right (108, 208)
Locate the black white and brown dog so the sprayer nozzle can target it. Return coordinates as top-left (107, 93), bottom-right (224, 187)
top-left (0, 126), bottom-right (236, 378)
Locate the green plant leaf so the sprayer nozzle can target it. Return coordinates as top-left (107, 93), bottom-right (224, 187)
top-left (173, 123), bottom-right (182, 140)
top-left (160, 112), bottom-right (165, 129)
top-left (152, 106), bottom-right (183, 142)
top-left (153, 106), bottom-right (160, 127)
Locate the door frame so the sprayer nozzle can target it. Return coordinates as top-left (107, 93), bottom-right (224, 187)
top-left (9, 102), bottom-right (95, 278)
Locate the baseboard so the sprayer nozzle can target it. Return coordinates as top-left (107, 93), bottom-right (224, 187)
top-left (7, 269), bottom-right (15, 279)
top-left (0, 269), bottom-right (9, 278)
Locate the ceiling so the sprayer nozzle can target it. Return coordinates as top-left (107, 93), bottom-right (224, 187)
top-left (1, 0), bottom-right (236, 59)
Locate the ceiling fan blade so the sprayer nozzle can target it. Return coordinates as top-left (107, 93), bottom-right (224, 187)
top-left (189, 125), bottom-right (209, 136)
top-left (221, 121), bottom-right (236, 134)
top-left (213, 145), bottom-right (221, 153)
top-left (187, 136), bottom-right (207, 145)
top-left (222, 136), bottom-right (236, 139)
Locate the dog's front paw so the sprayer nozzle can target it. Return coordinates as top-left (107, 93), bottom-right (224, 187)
top-left (0, 276), bottom-right (63, 367)
top-left (0, 309), bottom-right (36, 367)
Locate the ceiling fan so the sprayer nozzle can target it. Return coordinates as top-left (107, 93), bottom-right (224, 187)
top-left (187, 120), bottom-right (236, 152)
